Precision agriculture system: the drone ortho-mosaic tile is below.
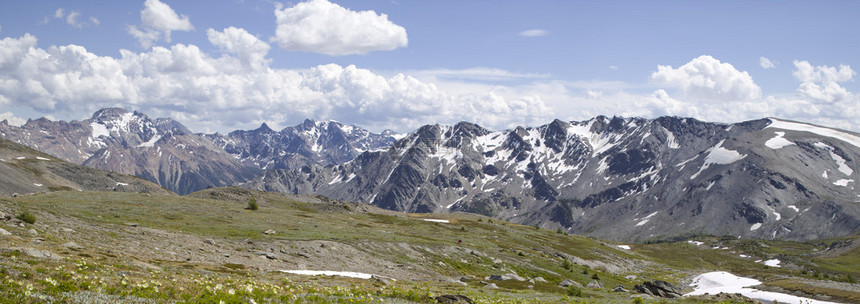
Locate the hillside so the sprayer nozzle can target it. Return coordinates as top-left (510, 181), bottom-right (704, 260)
top-left (0, 188), bottom-right (857, 303)
top-left (0, 137), bottom-right (170, 197)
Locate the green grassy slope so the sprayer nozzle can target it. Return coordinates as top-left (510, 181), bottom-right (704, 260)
top-left (0, 187), bottom-right (856, 303)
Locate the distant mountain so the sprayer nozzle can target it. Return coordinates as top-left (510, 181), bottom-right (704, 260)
top-left (207, 119), bottom-right (398, 171)
top-left (243, 116), bottom-right (860, 242)
top-left (0, 108), bottom-right (400, 195)
top-left (0, 108), bottom-right (258, 195)
top-left (0, 136), bottom-right (170, 197)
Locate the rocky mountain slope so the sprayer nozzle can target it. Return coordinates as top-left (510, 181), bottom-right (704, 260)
top-left (0, 108), bottom-right (398, 195)
top-left (0, 108), bottom-right (257, 195)
top-left (0, 136), bottom-right (170, 197)
top-left (244, 116), bottom-right (860, 242)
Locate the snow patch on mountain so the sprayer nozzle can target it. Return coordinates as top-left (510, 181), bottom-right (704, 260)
top-left (764, 132), bottom-right (794, 149)
top-left (691, 140), bottom-right (746, 179)
top-left (814, 142), bottom-right (853, 176)
top-left (768, 118), bottom-right (860, 148)
top-left (666, 132), bottom-right (679, 149)
top-left (567, 120), bottom-right (617, 156)
top-left (834, 179), bottom-right (854, 187)
top-left (635, 211), bottom-right (658, 227)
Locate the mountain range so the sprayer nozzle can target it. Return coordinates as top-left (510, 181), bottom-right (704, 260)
top-left (0, 108), bottom-right (398, 195)
top-left (2, 109), bottom-right (859, 242)
top-left (244, 116), bottom-right (860, 242)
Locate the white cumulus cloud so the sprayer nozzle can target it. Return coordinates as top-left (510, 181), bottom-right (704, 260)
top-left (207, 27), bottom-right (270, 71)
top-left (127, 0), bottom-right (194, 49)
top-left (792, 60), bottom-right (854, 103)
top-left (759, 56), bottom-right (776, 69)
top-left (519, 29), bottom-right (549, 37)
top-left (0, 32), bottom-right (551, 133)
top-left (0, 112), bottom-right (26, 126)
top-left (651, 55), bottom-right (762, 101)
top-left (272, 0), bottom-right (407, 56)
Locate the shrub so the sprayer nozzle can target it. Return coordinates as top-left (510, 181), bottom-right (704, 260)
top-left (246, 196), bottom-right (258, 210)
top-left (566, 285), bottom-right (582, 297)
top-left (562, 259), bottom-right (572, 270)
top-left (17, 211), bottom-right (36, 224)
top-left (557, 227), bottom-right (563, 234)
top-left (633, 297), bottom-right (644, 304)
top-left (591, 273), bottom-right (600, 280)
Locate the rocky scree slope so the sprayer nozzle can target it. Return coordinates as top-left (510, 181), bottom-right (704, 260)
top-left (244, 116), bottom-right (860, 242)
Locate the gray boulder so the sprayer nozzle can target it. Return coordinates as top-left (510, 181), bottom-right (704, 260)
top-left (586, 279), bottom-right (604, 289)
top-left (633, 280), bottom-right (683, 298)
top-left (558, 279), bottom-right (582, 288)
top-left (435, 294), bottom-right (474, 303)
top-left (487, 273), bottom-right (526, 281)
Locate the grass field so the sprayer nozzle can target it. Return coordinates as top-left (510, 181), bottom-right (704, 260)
top-left (1, 188), bottom-right (856, 303)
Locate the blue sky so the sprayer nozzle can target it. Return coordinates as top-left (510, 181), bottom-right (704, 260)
top-left (0, 0), bottom-right (858, 133)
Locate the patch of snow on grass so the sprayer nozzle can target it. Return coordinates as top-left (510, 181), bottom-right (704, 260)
top-left (116, 182), bottom-right (129, 186)
top-left (834, 179), bottom-right (854, 186)
top-left (762, 259), bottom-right (781, 267)
top-left (279, 270), bottom-right (373, 279)
top-left (687, 240), bottom-right (704, 246)
top-left (764, 132), bottom-right (794, 149)
top-left (616, 245), bottom-right (631, 250)
top-left (750, 223), bottom-right (762, 231)
top-left (686, 271), bottom-right (837, 304)
top-left (16, 156), bottom-right (26, 160)
top-left (34, 183), bottom-right (43, 187)
top-left (768, 118), bottom-right (860, 148)
top-left (423, 219), bottom-right (449, 223)
top-left (691, 140), bottom-right (746, 179)
top-left (36, 157), bottom-right (50, 160)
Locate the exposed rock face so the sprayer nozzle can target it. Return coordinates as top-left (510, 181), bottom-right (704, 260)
top-left (633, 280), bottom-right (683, 298)
top-left (244, 117), bottom-right (860, 242)
top-left (434, 295), bottom-right (474, 303)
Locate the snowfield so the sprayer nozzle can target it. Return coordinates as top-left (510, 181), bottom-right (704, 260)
top-left (691, 140), bottom-right (746, 179)
top-left (768, 118), bottom-right (860, 148)
top-left (686, 271), bottom-right (839, 304)
top-left (764, 132), bottom-right (794, 149)
top-left (279, 270), bottom-right (374, 279)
